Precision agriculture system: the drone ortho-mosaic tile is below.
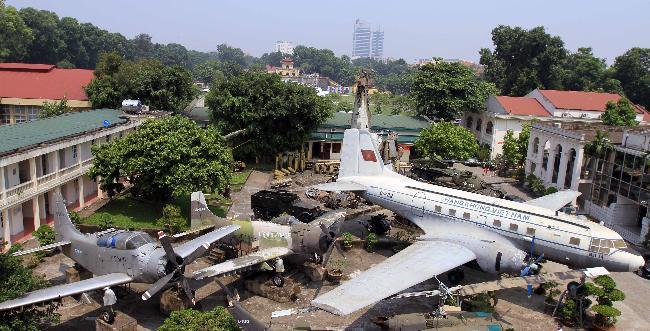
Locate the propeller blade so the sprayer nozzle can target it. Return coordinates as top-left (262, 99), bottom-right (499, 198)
top-left (319, 222), bottom-right (334, 241)
top-left (214, 279), bottom-right (266, 330)
top-left (182, 242), bottom-right (210, 266)
top-left (158, 231), bottom-right (178, 268)
top-left (142, 271), bottom-right (176, 300)
top-left (180, 277), bottom-right (196, 306)
top-left (321, 239), bottom-right (337, 267)
top-left (534, 253), bottom-right (545, 264)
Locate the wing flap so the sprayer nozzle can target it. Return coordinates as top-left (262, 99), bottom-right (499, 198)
top-left (175, 224), bottom-right (240, 259)
top-left (193, 247), bottom-right (292, 280)
top-left (524, 190), bottom-right (580, 211)
top-left (0, 273), bottom-right (133, 311)
top-left (311, 241), bottom-right (476, 315)
top-left (12, 241), bottom-right (71, 257)
top-left (310, 181), bottom-right (366, 192)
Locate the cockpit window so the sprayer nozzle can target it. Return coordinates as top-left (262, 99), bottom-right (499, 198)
top-left (589, 238), bottom-right (626, 254)
top-left (97, 231), bottom-right (154, 250)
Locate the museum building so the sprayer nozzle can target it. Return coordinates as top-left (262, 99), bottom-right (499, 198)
top-left (0, 109), bottom-right (142, 249)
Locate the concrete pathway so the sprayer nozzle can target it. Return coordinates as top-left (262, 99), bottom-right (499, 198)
top-left (226, 170), bottom-right (272, 219)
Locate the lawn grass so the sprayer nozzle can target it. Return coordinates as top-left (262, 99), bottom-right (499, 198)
top-left (82, 169), bottom-right (250, 230)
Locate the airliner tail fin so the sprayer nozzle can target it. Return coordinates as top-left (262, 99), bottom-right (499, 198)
top-left (338, 129), bottom-right (383, 179)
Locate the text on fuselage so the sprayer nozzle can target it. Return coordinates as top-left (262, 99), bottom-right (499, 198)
top-left (442, 197), bottom-right (531, 221)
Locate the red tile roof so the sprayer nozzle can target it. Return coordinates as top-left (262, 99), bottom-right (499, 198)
top-left (495, 96), bottom-right (550, 117)
top-left (0, 63), bottom-right (94, 101)
top-left (537, 89), bottom-right (643, 113)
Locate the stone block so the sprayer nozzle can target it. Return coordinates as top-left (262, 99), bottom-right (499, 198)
top-left (159, 288), bottom-right (192, 316)
top-left (302, 262), bottom-right (326, 282)
top-left (96, 312), bottom-right (137, 331)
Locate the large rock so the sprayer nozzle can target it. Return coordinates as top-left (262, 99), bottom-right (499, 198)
top-left (95, 312), bottom-right (137, 331)
top-left (63, 266), bottom-right (93, 305)
top-left (159, 288), bottom-right (192, 316)
top-left (245, 275), bottom-right (301, 303)
top-left (303, 262), bottom-right (326, 282)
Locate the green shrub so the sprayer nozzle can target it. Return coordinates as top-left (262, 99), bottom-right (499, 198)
top-left (365, 233), bottom-right (378, 252)
top-left (158, 307), bottom-right (239, 331)
top-left (341, 232), bottom-right (354, 248)
top-left (32, 226), bottom-right (55, 247)
top-left (98, 214), bottom-right (114, 230)
top-left (156, 204), bottom-right (187, 235)
top-left (585, 275), bottom-right (625, 327)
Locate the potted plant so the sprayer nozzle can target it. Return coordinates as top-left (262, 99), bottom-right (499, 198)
top-left (326, 259), bottom-right (346, 284)
top-left (365, 233), bottom-right (378, 252)
top-left (585, 275), bottom-right (625, 331)
top-left (341, 232), bottom-right (354, 250)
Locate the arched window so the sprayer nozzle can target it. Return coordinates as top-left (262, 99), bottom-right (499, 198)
top-left (466, 117), bottom-right (473, 129)
top-left (475, 119), bottom-right (482, 132)
top-left (486, 121), bottom-right (494, 135)
top-left (533, 137), bottom-right (540, 154)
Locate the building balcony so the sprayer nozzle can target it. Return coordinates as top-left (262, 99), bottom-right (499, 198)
top-left (1, 157), bottom-right (94, 209)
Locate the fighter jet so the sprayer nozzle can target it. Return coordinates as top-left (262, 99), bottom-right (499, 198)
top-left (190, 191), bottom-right (346, 285)
top-left (310, 128), bottom-right (646, 315)
top-left (0, 192), bottom-right (239, 312)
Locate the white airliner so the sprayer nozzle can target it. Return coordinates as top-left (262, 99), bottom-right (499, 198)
top-left (311, 128), bottom-right (645, 316)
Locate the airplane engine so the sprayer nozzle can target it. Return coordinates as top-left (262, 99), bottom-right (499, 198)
top-left (474, 241), bottom-right (527, 275)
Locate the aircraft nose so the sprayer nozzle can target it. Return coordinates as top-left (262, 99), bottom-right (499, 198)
top-left (628, 253), bottom-right (646, 272)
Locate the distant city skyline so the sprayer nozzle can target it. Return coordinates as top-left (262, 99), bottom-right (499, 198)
top-left (6, 0), bottom-right (650, 63)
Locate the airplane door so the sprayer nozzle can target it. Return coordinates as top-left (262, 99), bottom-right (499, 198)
top-left (411, 192), bottom-right (425, 217)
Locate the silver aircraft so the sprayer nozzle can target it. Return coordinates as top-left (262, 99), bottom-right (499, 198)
top-left (311, 128), bottom-right (646, 316)
top-left (0, 192), bottom-right (239, 311)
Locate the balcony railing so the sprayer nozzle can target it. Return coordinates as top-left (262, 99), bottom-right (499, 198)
top-left (37, 172), bottom-right (56, 186)
top-left (81, 157), bottom-right (94, 167)
top-left (5, 181), bottom-right (34, 198)
top-left (59, 163), bottom-right (81, 177)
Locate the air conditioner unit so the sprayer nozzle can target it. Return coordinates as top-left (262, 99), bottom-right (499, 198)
top-left (561, 113), bottom-right (570, 117)
top-left (580, 114), bottom-right (588, 118)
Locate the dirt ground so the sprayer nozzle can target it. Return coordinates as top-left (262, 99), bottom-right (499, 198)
top-left (27, 169), bottom-right (650, 330)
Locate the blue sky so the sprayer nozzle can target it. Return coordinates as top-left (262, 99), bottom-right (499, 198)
top-left (7, 0), bottom-right (650, 63)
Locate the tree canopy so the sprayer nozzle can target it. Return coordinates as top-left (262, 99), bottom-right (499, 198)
top-left (38, 98), bottom-right (71, 119)
top-left (85, 53), bottom-right (196, 111)
top-left (601, 98), bottom-right (639, 126)
top-left (0, 245), bottom-right (59, 331)
top-left (158, 307), bottom-right (239, 331)
top-left (480, 25), bottom-right (567, 96)
top-left (411, 61), bottom-right (497, 120)
top-left (88, 115), bottom-right (233, 201)
top-left (499, 123), bottom-right (530, 170)
top-left (611, 48), bottom-right (650, 110)
top-left (415, 121), bottom-right (479, 160)
top-left (206, 71), bottom-right (332, 160)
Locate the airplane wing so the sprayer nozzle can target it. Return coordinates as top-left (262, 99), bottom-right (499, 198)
top-left (12, 241), bottom-right (71, 257)
top-left (192, 246), bottom-right (292, 280)
top-left (0, 273), bottom-right (133, 311)
top-left (311, 181), bottom-right (367, 192)
top-left (524, 190), bottom-right (581, 211)
top-left (174, 224), bottom-right (240, 259)
top-left (311, 240), bottom-right (476, 315)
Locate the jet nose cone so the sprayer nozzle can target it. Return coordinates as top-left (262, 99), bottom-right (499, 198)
top-left (629, 254), bottom-right (646, 272)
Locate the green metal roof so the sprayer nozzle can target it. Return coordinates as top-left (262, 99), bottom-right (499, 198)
top-left (321, 112), bottom-right (430, 131)
top-left (310, 130), bottom-right (419, 144)
top-left (0, 109), bottom-right (128, 155)
top-left (187, 107), bottom-right (210, 122)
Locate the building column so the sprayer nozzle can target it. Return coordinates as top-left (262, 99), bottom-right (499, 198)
top-left (0, 166), bottom-right (5, 200)
top-left (544, 145), bottom-right (557, 185)
top-left (78, 178), bottom-right (85, 209)
top-left (32, 196), bottom-right (40, 231)
top-left (556, 149), bottom-right (569, 189)
top-left (570, 148), bottom-right (585, 191)
top-left (53, 151), bottom-right (60, 178)
top-left (96, 178), bottom-right (104, 199)
top-left (2, 209), bottom-right (10, 247)
top-left (29, 157), bottom-right (37, 188)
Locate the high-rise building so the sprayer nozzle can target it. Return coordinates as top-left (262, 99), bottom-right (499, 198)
top-left (352, 19), bottom-right (371, 59)
top-left (275, 41), bottom-right (294, 55)
top-left (371, 28), bottom-right (384, 59)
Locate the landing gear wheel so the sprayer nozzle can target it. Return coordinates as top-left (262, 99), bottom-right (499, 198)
top-left (447, 268), bottom-right (465, 285)
top-left (272, 274), bottom-right (285, 287)
top-left (100, 310), bottom-right (115, 324)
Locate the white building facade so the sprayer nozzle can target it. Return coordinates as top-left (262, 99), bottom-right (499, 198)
top-left (463, 89), bottom-right (648, 160)
top-left (274, 41), bottom-right (294, 55)
top-left (0, 110), bottom-right (142, 249)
